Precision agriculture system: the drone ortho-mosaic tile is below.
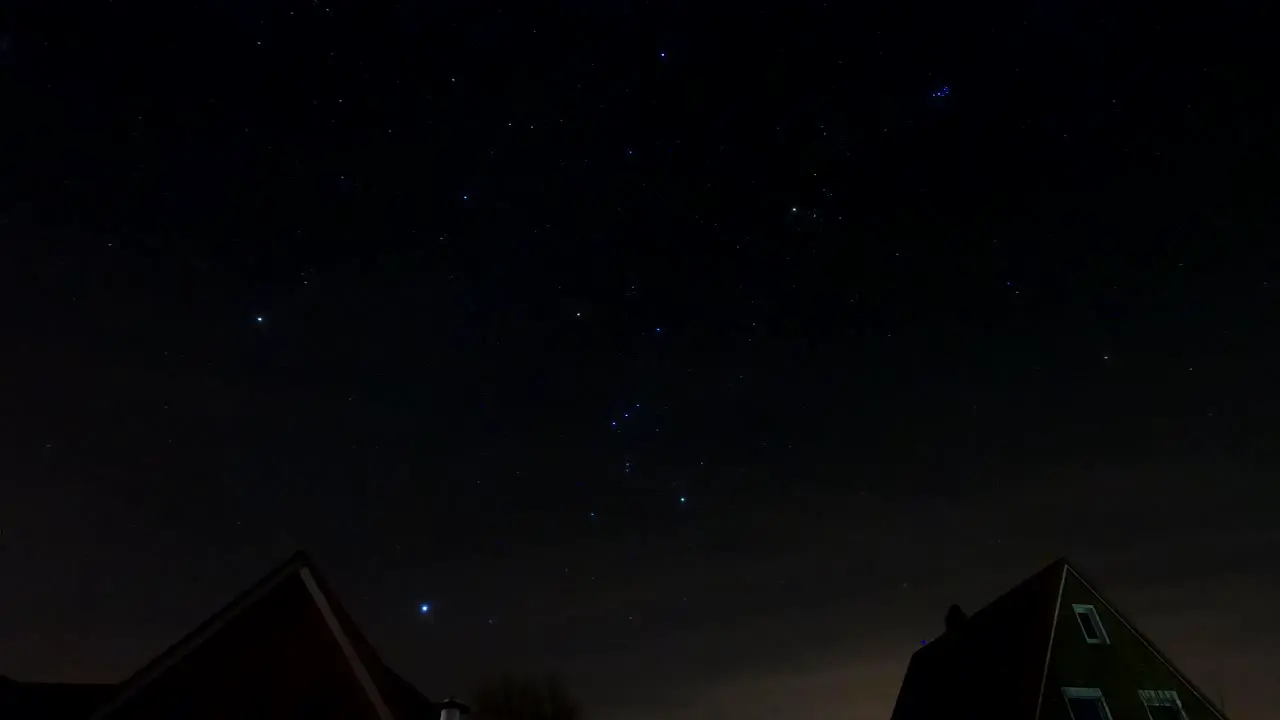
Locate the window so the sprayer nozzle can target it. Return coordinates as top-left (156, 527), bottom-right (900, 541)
top-left (1072, 603), bottom-right (1110, 644)
top-left (1140, 690), bottom-right (1188, 720)
top-left (1062, 687), bottom-right (1114, 720)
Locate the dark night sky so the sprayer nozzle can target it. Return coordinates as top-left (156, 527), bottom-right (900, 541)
top-left (2, 0), bottom-right (1278, 717)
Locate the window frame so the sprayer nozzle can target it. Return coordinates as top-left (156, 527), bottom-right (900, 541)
top-left (1062, 687), bottom-right (1115, 720)
top-left (1071, 603), bottom-right (1111, 645)
top-left (1139, 690), bottom-right (1189, 720)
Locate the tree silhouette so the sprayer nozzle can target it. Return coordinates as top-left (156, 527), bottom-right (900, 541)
top-left (471, 673), bottom-right (581, 720)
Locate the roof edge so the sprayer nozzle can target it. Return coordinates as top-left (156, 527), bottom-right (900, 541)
top-left (298, 567), bottom-right (395, 720)
top-left (1032, 560), bottom-right (1069, 720)
top-left (90, 551), bottom-right (313, 720)
top-left (910, 556), bottom-right (1071, 653)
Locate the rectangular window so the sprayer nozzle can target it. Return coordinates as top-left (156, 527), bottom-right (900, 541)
top-left (1062, 687), bottom-right (1114, 720)
top-left (1072, 603), bottom-right (1110, 644)
top-left (1140, 690), bottom-right (1188, 720)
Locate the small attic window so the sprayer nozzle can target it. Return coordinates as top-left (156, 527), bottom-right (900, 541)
top-left (1139, 690), bottom-right (1188, 720)
top-left (1062, 687), bottom-right (1114, 720)
top-left (1072, 604), bottom-right (1110, 644)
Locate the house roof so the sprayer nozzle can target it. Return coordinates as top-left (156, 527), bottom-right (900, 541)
top-left (90, 551), bottom-right (434, 720)
top-left (889, 557), bottom-right (1230, 720)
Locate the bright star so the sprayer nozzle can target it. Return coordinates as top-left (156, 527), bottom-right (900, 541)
top-left (679, 497), bottom-right (687, 503)
top-left (255, 317), bottom-right (264, 323)
top-left (419, 604), bottom-right (430, 614)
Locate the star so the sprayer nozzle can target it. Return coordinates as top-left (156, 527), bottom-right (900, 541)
top-left (419, 603), bottom-right (430, 614)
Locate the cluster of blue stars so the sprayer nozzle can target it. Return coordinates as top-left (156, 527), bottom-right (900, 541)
top-left (931, 86), bottom-right (951, 98)
top-left (611, 403), bottom-right (642, 429)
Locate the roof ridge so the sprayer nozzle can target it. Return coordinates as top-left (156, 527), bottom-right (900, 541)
top-left (914, 557), bottom-right (1068, 651)
top-left (970, 557), bottom-right (1069, 617)
top-left (297, 566), bottom-right (396, 720)
top-left (90, 551), bottom-right (397, 720)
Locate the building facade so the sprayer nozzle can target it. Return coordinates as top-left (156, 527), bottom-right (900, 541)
top-left (890, 558), bottom-right (1230, 720)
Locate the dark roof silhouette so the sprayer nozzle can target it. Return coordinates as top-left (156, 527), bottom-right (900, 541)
top-left (438, 696), bottom-right (472, 713)
top-left (890, 557), bottom-right (1230, 720)
top-left (83, 551), bottom-right (434, 720)
top-left (0, 676), bottom-right (117, 719)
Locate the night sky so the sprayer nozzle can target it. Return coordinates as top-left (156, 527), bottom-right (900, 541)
top-left (2, 0), bottom-right (1278, 717)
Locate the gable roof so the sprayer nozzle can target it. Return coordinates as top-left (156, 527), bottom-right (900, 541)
top-left (889, 557), bottom-right (1231, 720)
top-left (90, 551), bottom-right (431, 720)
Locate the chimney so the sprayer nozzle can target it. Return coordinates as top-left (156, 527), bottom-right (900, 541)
top-left (945, 604), bottom-right (968, 633)
top-left (438, 697), bottom-right (471, 720)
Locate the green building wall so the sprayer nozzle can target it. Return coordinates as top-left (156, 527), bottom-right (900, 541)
top-left (1038, 572), bottom-right (1225, 720)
